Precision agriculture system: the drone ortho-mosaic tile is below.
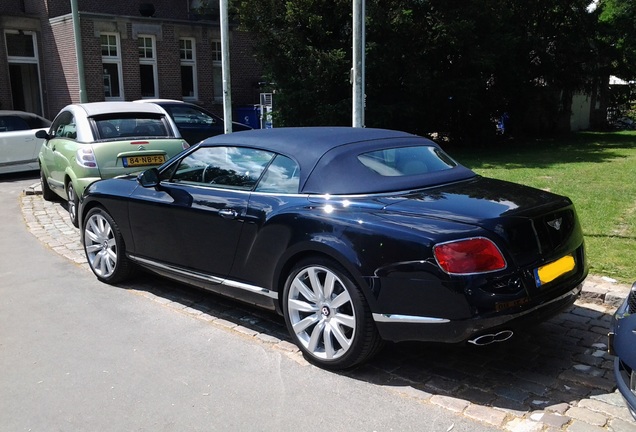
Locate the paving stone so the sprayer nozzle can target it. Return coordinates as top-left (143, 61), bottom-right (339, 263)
top-left (578, 398), bottom-right (635, 423)
top-left (422, 376), bottom-right (462, 394)
top-left (233, 325), bottom-right (259, 337)
top-left (532, 411), bottom-right (571, 428)
top-left (545, 402), bottom-right (571, 414)
top-left (429, 395), bottom-right (469, 413)
top-left (213, 318), bottom-right (237, 329)
top-left (456, 387), bottom-right (496, 405)
top-left (559, 369), bottom-right (617, 392)
top-left (494, 386), bottom-right (531, 404)
top-left (565, 406), bottom-right (608, 427)
top-left (503, 418), bottom-right (544, 432)
top-left (464, 404), bottom-right (508, 427)
top-left (590, 390), bottom-right (629, 407)
top-left (608, 417), bottom-right (636, 432)
top-left (565, 420), bottom-right (606, 432)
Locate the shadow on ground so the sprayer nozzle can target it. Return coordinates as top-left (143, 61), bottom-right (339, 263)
top-left (116, 272), bottom-right (617, 418)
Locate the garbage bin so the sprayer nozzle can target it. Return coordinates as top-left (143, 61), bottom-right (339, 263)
top-left (235, 106), bottom-right (260, 129)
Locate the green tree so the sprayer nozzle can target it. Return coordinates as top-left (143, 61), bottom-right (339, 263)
top-left (597, 0), bottom-right (636, 80)
top-left (237, 0), bottom-right (352, 126)
top-left (235, 0), bottom-right (622, 142)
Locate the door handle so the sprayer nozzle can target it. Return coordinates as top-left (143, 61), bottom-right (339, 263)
top-left (218, 208), bottom-right (238, 219)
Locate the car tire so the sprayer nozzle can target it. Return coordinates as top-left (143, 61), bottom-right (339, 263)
top-left (40, 168), bottom-right (56, 201)
top-left (66, 182), bottom-right (79, 228)
top-left (83, 207), bottom-right (134, 284)
top-left (282, 257), bottom-right (383, 370)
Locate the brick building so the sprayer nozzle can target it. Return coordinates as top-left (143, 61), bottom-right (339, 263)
top-left (0, 0), bottom-right (263, 121)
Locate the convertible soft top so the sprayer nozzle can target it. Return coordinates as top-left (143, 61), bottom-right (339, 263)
top-left (201, 127), bottom-right (476, 195)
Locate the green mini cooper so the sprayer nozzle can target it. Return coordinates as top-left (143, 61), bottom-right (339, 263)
top-left (38, 102), bottom-right (189, 226)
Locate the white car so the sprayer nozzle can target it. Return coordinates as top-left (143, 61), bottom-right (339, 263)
top-left (0, 110), bottom-right (51, 174)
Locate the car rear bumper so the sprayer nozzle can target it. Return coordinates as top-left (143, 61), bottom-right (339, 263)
top-left (610, 290), bottom-right (636, 421)
top-left (373, 283), bottom-right (582, 344)
top-left (614, 357), bottom-right (636, 420)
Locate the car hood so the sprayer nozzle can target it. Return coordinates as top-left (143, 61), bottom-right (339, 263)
top-left (379, 176), bottom-right (582, 266)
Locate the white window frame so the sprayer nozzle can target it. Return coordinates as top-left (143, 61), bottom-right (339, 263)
top-left (101, 32), bottom-right (124, 100)
top-left (180, 38), bottom-right (198, 100)
top-left (5, 30), bottom-right (38, 63)
top-left (212, 40), bottom-right (222, 103)
top-left (4, 30), bottom-right (45, 114)
top-left (138, 35), bottom-right (158, 98)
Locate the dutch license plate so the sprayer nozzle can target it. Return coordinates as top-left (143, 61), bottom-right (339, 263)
top-left (123, 155), bottom-right (166, 167)
top-left (534, 254), bottom-right (575, 287)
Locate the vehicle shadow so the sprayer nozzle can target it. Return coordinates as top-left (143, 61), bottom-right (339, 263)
top-left (346, 303), bottom-right (617, 417)
top-left (0, 170), bottom-right (39, 183)
top-left (118, 272), bottom-right (619, 418)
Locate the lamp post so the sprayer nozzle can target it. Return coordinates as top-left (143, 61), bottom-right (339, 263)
top-left (220, 0), bottom-right (233, 133)
top-left (352, 0), bottom-right (365, 127)
top-left (71, 0), bottom-right (87, 103)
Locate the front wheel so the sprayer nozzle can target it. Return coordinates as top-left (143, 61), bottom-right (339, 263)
top-left (66, 182), bottom-right (79, 227)
top-left (40, 168), bottom-right (56, 201)
top-left (282, 258), bottom-right (383, 370)
top-left (83, 207), bottom-right (134, 284)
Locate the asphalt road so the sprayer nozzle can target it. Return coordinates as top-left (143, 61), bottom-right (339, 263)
top-left (0, 172), bottom-right (499, 432)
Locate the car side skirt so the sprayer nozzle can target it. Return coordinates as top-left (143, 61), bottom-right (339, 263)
top-left (128, 254), bottom-right (279, 304)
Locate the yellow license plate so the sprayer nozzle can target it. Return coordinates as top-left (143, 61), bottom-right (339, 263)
top-left (534, 254), bottom-right (575, 287)
top-left (123, 155), bottom-right (166, 167)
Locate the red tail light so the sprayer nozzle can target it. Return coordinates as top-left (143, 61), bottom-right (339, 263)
top-left (434, 237), bottom-right (506, 275)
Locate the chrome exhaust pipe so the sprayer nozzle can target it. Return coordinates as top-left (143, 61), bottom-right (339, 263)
top-left (468, 330), bottom-right (514, 346)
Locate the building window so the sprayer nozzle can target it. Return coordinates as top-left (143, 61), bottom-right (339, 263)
top-left (101, 33), bottom-right (123, 100)
top-left (5, 30), bottom-right (44, 115)
top-left (180, 38), bottom-right (197, 100)
top-left (212, 41), bottom-right (222, 62)
top-left (212, 40), bottom-right (222, 102)
top-left (138, 35), bottom-right (158, 98)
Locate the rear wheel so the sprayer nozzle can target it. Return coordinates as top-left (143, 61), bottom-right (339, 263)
top-left (66, 182), bottom-right (79, 227)
top-left (83, 207), bottom-right (134, 284)
top-left (40, 168), bottom-right (55, 201)
top-left (282, 257), bottom-right (383, 370)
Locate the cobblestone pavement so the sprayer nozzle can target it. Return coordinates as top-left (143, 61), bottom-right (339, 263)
top-left (21, 185), bottom-right (636, 432)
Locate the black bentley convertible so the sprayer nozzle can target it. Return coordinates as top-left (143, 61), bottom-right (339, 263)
top-left (79, 127), bottom-right (588, 369)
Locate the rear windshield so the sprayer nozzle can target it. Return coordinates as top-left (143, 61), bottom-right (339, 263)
top-left (357, 145), bottom-right (458, 176)
top-left (93, 114), bottom-right (170, 140)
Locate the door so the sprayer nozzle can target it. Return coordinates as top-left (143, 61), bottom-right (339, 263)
top-left (128, 145), bottom-right (275, 278)
top-left (41, 111), bottom-right (76, 193)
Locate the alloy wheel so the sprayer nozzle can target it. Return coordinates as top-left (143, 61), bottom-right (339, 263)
top-left (286, 265), bottom-right (357, 362)
top-left (84, 211), bottom-right (118, 279)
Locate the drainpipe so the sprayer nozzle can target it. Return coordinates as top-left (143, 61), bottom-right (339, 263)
top-left (71, 0), bottom-right (87, 102)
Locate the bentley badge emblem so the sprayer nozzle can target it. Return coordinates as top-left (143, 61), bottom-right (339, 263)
top-left (547, 218), bottom-right (562, 230)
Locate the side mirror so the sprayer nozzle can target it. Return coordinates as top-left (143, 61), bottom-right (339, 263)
top-left (35, 130), bottom-right (50, 139)
top-left (137, 168), bottom-right (160, 188)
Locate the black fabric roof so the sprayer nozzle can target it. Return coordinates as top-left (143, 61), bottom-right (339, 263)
top-left (201, 127), bottom-right (476, 194)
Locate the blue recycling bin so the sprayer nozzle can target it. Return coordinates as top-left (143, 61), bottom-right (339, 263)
top-left (235, 106), bottom-right (261, 129)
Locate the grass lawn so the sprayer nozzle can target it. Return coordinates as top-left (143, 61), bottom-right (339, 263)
top-left (451, 131), bottom-right (636, 284)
